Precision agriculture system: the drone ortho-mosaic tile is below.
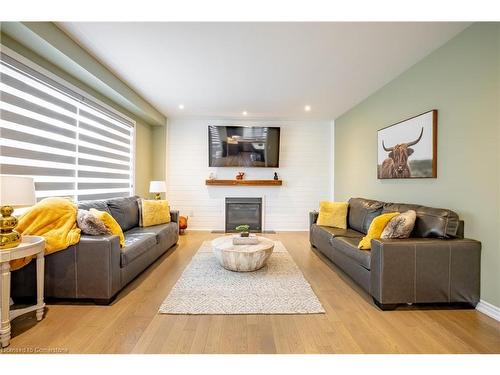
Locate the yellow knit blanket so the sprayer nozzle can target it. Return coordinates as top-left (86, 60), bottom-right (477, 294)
top-left (12, 197), bottom-right (81, 271)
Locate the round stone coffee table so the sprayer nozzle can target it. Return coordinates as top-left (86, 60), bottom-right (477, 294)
top-left (211, 236), bottom-right (274, 272)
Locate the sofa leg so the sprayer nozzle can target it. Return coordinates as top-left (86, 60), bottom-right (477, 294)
top-left (372, 298), bottom-right (398, 311)
top-left (94, 298), bottom-right (114, 305)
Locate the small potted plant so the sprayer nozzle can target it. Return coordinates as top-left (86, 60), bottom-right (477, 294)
top-left (235, 224), bottom-right (250, 237)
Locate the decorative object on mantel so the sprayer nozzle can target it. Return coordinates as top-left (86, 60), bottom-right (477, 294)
top-left (377, 109), bottom-right (437, 179)
top-left (149, 180), bottom-right (167, 200)
top-left (235, 172), bottom-right (245, 180)
top-left (208, 172), bottom-right (216, 180)
top-left (273, 172), bottom-right (279, 180)
top-left (179, 216), bottom-right (188, 235)
top-left (205, 179), bottom-right (282, 186)
top-left (235, 224), bottom-right (250, 237)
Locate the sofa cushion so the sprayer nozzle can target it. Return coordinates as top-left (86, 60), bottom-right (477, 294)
top-left (106, 196), bottom-right (140, 232)
top-left (382, 202), bottom-right (460, 238)
top-left (316, 225), bottom-right (363, 239)
top-left (331, 237), bottom-right (371, 270)
top-left (78, 199), bottom-right (111, 214)
top-left (311, 224), bottom-right (363, 247)
top-left (121, 231), bottom-right (157, 267)
top-left (348, 198), bottom-right (384, 234)
top-left (126, 223), bottom-right (177, 246)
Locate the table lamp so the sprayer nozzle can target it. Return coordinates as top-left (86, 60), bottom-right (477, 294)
top-left (0, 175), bottom-right (36, 249)
top-left (149, 180), bottom-right (167, 200)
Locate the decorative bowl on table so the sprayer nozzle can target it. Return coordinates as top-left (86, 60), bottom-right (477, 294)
top-left (232, 234), bottom-right (259, 245)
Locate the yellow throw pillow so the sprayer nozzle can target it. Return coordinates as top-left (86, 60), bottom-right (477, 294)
top-left (358, 212), bottom-right (400, 250)
top-left (316, 201), bottom-right (349, 229)
top-left (140, 199), bottom-right (171, 227)
top-left (90, 208), bottom-right (125, 248)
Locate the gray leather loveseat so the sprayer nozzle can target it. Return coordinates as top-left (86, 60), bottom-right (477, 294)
top-left (12, 196), bottom-right (179, 304)
top-left (310, 198), bottom-right (481, 310)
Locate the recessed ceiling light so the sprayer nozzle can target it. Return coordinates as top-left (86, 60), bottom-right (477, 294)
top-left (242, 111), bottom-right (248, 116)
top-left (178, 104), bottom-right (185, 110)
top-left (304, 105), bottom-right (312, 112)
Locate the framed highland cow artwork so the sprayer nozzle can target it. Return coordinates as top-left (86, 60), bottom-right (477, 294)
top-left (377, 110), bottom-right (437, 179)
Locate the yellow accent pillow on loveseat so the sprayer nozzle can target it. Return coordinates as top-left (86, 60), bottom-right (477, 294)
top-left (358, 212), bottom-right (400, 250)
top-left (316, 201), bottom-right (349, 229)
top-left (139, 199), bottom-right (171, 227)
top-left (89, 208), bottom-right (125, 247)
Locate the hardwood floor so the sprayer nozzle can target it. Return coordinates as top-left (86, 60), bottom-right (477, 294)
top-left (3, 231), bottom-right (500, 354)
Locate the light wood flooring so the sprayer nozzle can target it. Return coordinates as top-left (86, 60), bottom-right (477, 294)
top-left (3, 231), bottom-right (500, 354)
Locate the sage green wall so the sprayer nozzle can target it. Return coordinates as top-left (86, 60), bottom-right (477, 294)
top-left (134, 121), bottom-right (154, 197)
top-left (1, 32), bottom-right (166, 198)
top-left (335, 23), bottom-right (500, 307)
top-left (152, 125), bottom-right (167, 181)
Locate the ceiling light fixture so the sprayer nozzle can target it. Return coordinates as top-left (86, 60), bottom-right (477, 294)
top-left (242, 111), bottom-right (248, 116)
top-left (304, 105), bottom-right (311, 112)
top-left (178, 104), bottom-right (185, 110)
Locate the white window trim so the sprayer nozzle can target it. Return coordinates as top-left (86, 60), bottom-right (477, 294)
top-left (1, 43), bottom-right (136, 196)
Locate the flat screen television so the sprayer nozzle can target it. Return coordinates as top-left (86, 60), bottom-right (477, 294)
top-left (208, 125), bottom-right (280, 167)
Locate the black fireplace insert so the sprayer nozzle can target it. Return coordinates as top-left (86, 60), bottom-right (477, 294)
top-left (225, 197), bottom-right (262, 233)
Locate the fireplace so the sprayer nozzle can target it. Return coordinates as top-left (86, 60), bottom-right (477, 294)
top-left (225, 197), bottom-right (262, 233)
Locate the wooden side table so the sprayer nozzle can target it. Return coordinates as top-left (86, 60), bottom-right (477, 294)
top-left (0, 235), bottom-right (45, 348)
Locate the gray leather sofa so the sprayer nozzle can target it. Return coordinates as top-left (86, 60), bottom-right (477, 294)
top-left (12, 196), bottom-right (179, 304)
top-left (310, 198), bottom-right (481, 310)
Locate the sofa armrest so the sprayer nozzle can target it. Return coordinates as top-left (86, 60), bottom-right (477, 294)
top-left (170, 210), bottom-right (180, 233)
top-left (75, 234), bottom-right (122, 300)
top-left (170, 209), bottom-right (179, 223)
top-left (309, 211), bottom-right (319, 247)
top-left (309, 211), bottom-right (319, 227)
top-left (370, 238), bottom-right (481, 305)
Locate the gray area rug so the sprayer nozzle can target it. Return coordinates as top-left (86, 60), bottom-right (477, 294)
top-left (159, 240), bottom-right (325, 314)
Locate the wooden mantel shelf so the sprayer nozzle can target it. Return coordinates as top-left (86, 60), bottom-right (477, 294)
top-left (205, 179), bottom-right (283, 186)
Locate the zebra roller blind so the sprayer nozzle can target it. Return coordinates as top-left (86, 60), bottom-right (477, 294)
top-left (0, 52), bottom-right (134, 202)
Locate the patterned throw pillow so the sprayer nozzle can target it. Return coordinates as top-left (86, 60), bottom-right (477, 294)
top-left (89, 208), bottom-right (125, 247)
top-left (381, 210), bottom-right (417, 239)
top-left (77, 209), bottom-right (111, 236)
top-left (139, 199), bottom-right (171, 227)
top-left (358, 212), bottom-right (400, 250)
top-left (316, 201), bottom-right (349, 229)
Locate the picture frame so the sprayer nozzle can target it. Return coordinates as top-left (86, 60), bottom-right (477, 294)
top-left (377, 110), bottom-right (437, 179)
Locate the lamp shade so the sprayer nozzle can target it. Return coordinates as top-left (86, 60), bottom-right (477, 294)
top-left (0, 175), bottom-right (36, 207)
top-left (149, 180), bottom-right (167, 193)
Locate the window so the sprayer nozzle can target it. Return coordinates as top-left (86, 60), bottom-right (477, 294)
top-left (0, 51), bottom-right (134, 202)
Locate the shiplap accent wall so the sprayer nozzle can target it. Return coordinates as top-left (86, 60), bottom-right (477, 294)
top-left (166, 118), bottom-right (332, 231)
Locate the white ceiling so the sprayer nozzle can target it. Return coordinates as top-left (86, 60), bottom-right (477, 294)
top-left (58, 22), bottom-right (469, 120)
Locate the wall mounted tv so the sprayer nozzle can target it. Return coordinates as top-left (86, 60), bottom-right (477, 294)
top-left (208, 125), bottom-right (280, 167)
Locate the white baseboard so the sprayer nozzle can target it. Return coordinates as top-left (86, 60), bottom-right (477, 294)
top-left (476, 300), bottom-right (500, 322)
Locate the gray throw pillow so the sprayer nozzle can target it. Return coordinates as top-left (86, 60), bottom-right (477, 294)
top-left (77, 209), bottom-right (111, 236)
top-left (381, 210), bottom-right (417, 239)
